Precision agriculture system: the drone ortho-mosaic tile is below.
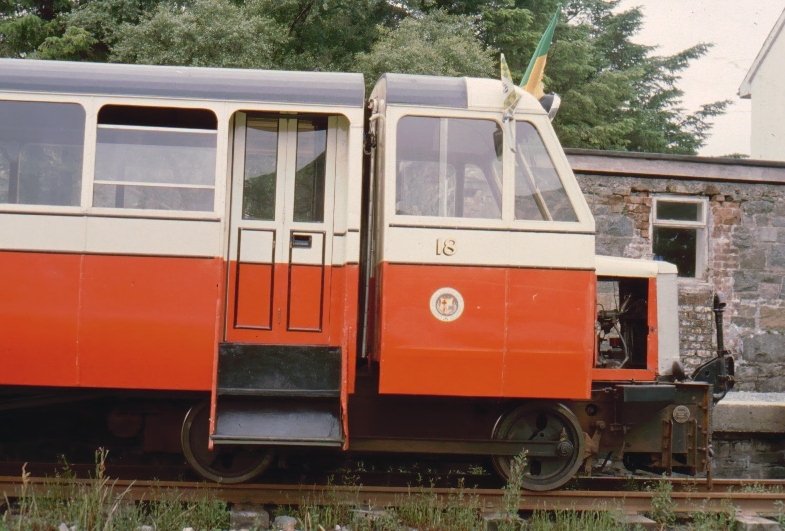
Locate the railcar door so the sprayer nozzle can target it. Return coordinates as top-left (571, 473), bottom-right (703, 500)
top-left (225, 113), bottom-right (335, 344)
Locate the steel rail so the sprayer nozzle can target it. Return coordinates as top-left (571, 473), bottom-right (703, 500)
top-left (1, 476), bottom-right (783, 516)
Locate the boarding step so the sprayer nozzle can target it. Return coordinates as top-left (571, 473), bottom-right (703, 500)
top-left (213, 343), bottom-right (343, 446)
top-left (217, 343), bottom-right (341, 396)
top-left (212, 397), bottom-right (343, 447)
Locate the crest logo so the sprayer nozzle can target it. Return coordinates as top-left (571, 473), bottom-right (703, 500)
top-left (429, 288), bottom-right (464, 322)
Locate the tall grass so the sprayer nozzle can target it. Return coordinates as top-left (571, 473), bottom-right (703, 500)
top-left (1, 449), bottom-right (228, 530)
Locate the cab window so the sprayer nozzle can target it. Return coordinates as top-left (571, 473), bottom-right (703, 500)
top-left (515, 122), bottom-right (577, 222)
top-left (396, 116), bottom-right (502, 219)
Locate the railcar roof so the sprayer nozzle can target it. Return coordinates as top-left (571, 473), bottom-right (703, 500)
top-left (0, 59), bottom-right (366, 107)
top-left (377, 73), bottom-right (544, 113)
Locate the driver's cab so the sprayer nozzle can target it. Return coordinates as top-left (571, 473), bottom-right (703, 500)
top-left (366, 74), bottom-right (597, 400)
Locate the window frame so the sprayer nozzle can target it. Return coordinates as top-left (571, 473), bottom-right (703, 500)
top-left (0, 94), bottom-right (227, 220)
top-left (385, 107), bottom-right (594, 233)
top-left (0, 97), bottom-right (87, 212)
top-left (392, 113), bottom-right (505, 224)
top-left (512, 120), bottom-right (580, 223)
top-left (90, 103), bottom-right (220, 216)
top-left (651, 195), bottom-right (708, 279)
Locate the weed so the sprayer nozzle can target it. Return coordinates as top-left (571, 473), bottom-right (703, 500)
top-left (526, 509), bottom-right (620, 530)
top-left (493, 450), bottom-right (527, 531)
top-left (690, 499), bottom-right (736, 531)
top-left (648, 475), bottom-right (676, 528)
top-left (739, 481), bottom-right (784, 494)
top-left (1, 449), bottom-right (228, 530)
top-left (296, 501), bottom-right (356, 531)
top-left (392, 479), bottom-right (483, 531)
top-left (775, 499), bottom-right (785, 528)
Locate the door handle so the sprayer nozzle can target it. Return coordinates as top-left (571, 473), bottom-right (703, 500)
top-left (291, 233), bottom-right (312, 249)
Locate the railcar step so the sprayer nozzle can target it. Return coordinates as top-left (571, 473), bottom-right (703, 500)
top-left (212, 398), bottom-right (343, 446)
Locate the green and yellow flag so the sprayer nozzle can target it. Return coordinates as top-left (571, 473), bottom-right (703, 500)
top-left (520, 9), bottom-right (559, 99)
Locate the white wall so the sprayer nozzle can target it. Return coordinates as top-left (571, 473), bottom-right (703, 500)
top-left (750, 29), bottom-right (785, 161)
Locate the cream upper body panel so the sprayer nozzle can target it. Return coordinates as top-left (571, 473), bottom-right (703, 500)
top-left (371, 74), bottom-right (595, 268)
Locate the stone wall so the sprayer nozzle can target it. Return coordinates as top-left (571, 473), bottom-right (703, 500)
top-left (713, 436), bottom-right (785, 479)
top-left (569, 152), bottom-right (785, 392)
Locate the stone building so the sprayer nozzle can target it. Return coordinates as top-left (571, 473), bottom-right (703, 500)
top-left (567, 149), bottom-right (785, 392)
top-left (739, 7), bottom-right (785, 161)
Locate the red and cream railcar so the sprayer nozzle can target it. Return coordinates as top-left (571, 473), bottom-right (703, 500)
top-left (0, 60), bottom-right (729, 490)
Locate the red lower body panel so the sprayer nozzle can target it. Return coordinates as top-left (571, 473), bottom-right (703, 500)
top-left (377, 264), bottom-right (595, 399)
top-left (0, 250), bottom-right (221, 391)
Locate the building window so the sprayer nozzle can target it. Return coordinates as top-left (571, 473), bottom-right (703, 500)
top-left (652, 197), bottom-right (707, 278)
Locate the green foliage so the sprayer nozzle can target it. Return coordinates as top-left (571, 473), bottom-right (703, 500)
top-left (38, 0), bottom-right (161, 61)
top-left (111, 0), bottom-right (287, 68)
top-left (480, 0), bottom-right (728, 154)
top-left (2, 450), bottom-right (229, 530)
top-left (355, 9), bottom-right (495, 89)
top-left (690, 500), bottom-right (737, 531)
top-left (394, 483), bottom-right (483, 530)
top-left (496, 450), bottom-right (526, 531)
top-left (648, 475), bottom-right (677, 528)
top-left (259, 0), bottom-right (399, 72)
top-left (526, 509), bottom-right (620, 530)
top-left (0, 0), bottom-right (726, 154)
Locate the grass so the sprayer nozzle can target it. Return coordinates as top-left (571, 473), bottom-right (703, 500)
top-left (1, 449), bottom-right (228, 531)
top-left (648, 475), bottom-right (677, 529)
top-left (8, 450), bottom-right (776, 530)
top-left (689, 500), bottom-right (737, 531)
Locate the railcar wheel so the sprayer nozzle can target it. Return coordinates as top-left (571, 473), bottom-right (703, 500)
top-left (181, 402), bottom-right (273, 484)
top-left (491, 402), bottom-right (585, 491)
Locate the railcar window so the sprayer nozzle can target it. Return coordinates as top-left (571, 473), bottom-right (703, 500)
top-left (396, 116), bottom-right (501, 218)
top-left (515, 122), bottom-right (577, 222)
top-left (293, 117), bottom-right (327, 222)
top-left (93, 105), bottom-right (217, 212)
top-left (243, 118), bottom-right (278, 220)
top-left (0, 101), bottom-right (84, 207)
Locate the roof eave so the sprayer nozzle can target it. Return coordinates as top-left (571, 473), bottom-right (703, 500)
top-left (738, 7), bottom-right (785, 98)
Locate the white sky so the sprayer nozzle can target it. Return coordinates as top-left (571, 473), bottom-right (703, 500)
top-left (617, 0), bottom-right (785, 156)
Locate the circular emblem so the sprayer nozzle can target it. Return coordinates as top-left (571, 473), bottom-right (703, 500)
top-left (429, 287), bottom-right (464, 322)
top-left (672, 405), bottom-right (691, 424)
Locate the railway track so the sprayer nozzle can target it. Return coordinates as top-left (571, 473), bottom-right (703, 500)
top-left (1, 476), bottom-right (783, 516)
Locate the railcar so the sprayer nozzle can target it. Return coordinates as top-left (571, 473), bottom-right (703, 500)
top-left (0, 59), bottom-right (733, 490)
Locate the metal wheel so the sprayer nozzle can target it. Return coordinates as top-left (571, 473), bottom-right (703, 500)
top-left (181, 401), bottom-right (273, 484)
top-left (491, 402), bottom-right (585, 491)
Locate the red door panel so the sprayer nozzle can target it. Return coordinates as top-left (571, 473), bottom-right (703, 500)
top-left (234, 262), bottom-right (274, 329)
top-left (288, 264), bottom-right (325, 331)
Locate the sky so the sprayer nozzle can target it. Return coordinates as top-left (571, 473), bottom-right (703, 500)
top-left (617, 0), bottom-right (785, 157)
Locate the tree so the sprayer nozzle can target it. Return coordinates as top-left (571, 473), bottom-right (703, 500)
top-left (477, 0), bottom-right (728, 153)
top-left (37, 0), bottom-right (160, 61)
top-left (110, 0), bottom-right (287, 68)
top-left (401, 0), bottom-right (727, 153)
top-left (0, 0), bottom-right (73, 57)
top-left (355, 9), bottom-right (496, 86)
top-left (0, 0), bottom-right (726, 154)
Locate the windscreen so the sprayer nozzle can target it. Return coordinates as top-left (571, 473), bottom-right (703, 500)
top-left (395, 116), bottom-right (502, 219)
